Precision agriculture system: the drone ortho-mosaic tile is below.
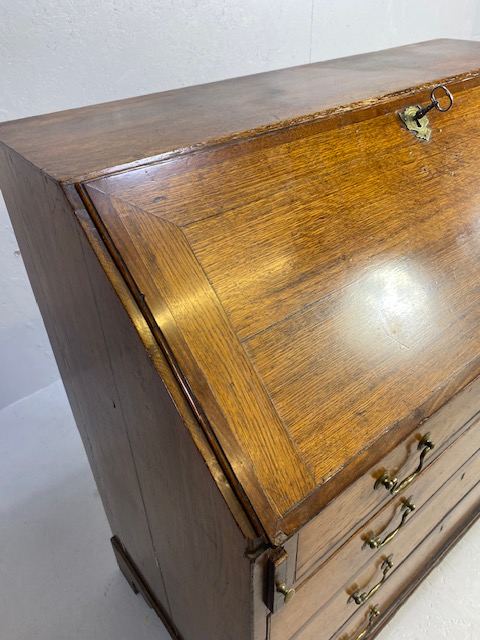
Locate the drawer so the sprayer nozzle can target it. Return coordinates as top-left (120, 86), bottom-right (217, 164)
top-left (296, 376), bottom-right (480, 581)
top-left (336, 479), bottom-right (480, 640)
top-left (269, 421), bottom-right (480, 640)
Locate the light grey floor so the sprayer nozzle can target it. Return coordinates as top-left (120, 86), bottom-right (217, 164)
top-left (1, 380), bottom-right (479, 640)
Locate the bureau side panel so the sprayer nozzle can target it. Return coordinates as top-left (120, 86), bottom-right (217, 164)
top-left (0, 144), bottom-right (257, 640)
top-left (0, 145), bottom-right (170, 612)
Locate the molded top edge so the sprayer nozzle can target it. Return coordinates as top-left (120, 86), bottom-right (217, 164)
top-left (0, 39), bottom-right (479, 182)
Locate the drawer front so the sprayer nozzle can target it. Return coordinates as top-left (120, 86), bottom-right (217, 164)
top-left (296, 376), bottom-right (480, 580)
top-left (270, 424), bottom-right (480, 640)
top-left (337, 480), bottom-right (480, 640)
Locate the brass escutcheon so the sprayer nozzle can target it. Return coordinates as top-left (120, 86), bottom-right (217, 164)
top-left (398, 84), bottom-right (453, 141)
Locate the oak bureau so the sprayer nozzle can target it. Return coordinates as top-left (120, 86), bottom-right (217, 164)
top-left (1, 39), bottom-right (480, 640)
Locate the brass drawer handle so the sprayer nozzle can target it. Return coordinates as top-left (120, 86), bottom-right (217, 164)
top-left (342, 606), bottom-right (381, 640)
top-left (375, 432), bottom-right (434, 495)
top-left (363, 497), bottom-right (415, 549)
top-left (348, 555), bottom-right (393, 605)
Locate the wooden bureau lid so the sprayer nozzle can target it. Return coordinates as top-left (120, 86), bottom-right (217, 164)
top-left (2, 39), bottom-right (480, 544)
top-left (83, 68), bottom-right (480, 543)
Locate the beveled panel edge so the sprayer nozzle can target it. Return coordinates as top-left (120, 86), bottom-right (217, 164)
top-left (278, 361), bottom-right (480, 536)
top-left (76, 153), bottom-right (480, 545)
top-left (79, 178), bottom-right (480, 543)
top-left (78, 183), bottom-right (320, 545)
top-left (57, 64), bottom-right (480, 545)
top-left (73, 202), bottom-right (263, 546)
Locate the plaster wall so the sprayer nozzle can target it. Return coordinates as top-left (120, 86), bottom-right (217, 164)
top-left (1, 0), bottom-right (479, 407)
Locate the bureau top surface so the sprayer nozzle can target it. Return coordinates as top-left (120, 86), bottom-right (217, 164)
top-left (4, 39), bottom-right (480, 546)
top-left (0, 39), bottom-right (480, 182)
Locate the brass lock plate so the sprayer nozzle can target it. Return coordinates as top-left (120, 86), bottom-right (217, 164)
top-left (399, 106), bottom-right (432, 141)
top-left (398, 85), bottom-right (453, 142)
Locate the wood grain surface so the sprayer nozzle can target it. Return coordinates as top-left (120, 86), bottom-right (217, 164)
top-left (83, 75), bottom-right (480, 542)
top-left (76, 213), bottom-right (254, 640)
top-left (83, 186), bottom-right (315, 542)
top-left (0, 144), bottom-right (258, 640)
top-left (76, 212), bottom-right (259, 541)
top-left (0, 147), bottom-right (172, 613)
top-left (0, 40), bottom-right (479, 182)
top-left (270, 414), bottom-right (480, 640)
top-left (2, 39), bottom-right (480, 640)
top-left (271, 449), bottom-right (480, 640)
top-left (296, 375), bottom-right (480, 580)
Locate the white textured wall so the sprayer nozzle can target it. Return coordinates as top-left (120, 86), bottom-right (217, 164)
top-left (0, 0), bottom-right (479, 408)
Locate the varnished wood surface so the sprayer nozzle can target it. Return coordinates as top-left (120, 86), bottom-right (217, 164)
top-left (76, 213), bottom-right (253, 640)
top-left (2, 39), bottom-right (480, 640)
top-left (76, 211), bottom-right (258, 541)
top-left (296, 376), bottom-right (480, 580)
top-left (0, 146), bottom-right (256, 640)
top-left (82, 186), bottom-right (314, 542)
top-left (0, 147), bottom-right (171, 611)
top-left (83, 75), bottom-right (480, 542)
top-left (270, 414), bottom-right (480, 640)
top-left (0, 40), bottom-right (479, 182)
top-left (336, 483), bottom-right (480, 640)
top-left (271, 448), bottom-right (480, 640)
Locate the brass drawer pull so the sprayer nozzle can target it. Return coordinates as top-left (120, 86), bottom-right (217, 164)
top-left (276, 582), bottom-right (295, 604)
top-left (348, 555), bottom-right (393, 605)
top-left (342, 606), bottom-right (381, 640)
top-left (375, 432), bottom-right (434, 495)
top-left (363, 497), bottom-right (415, 549)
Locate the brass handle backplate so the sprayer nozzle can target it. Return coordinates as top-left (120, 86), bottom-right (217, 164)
top-left (348, 555), bottom-right (393, 605)
top-left (363, 497), bottom-right (415, 549)
top-left (375, 432), bottom-right (434, 495)
top-left (342, 606), bottom-right (381, 640)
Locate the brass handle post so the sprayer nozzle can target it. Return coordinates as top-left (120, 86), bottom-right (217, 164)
top-left (363, 497), bottom-right (415, 549)
top-left (348, 556), bottom-right (393, 605)
top-left (375, 433), bottom-right (434, 495)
